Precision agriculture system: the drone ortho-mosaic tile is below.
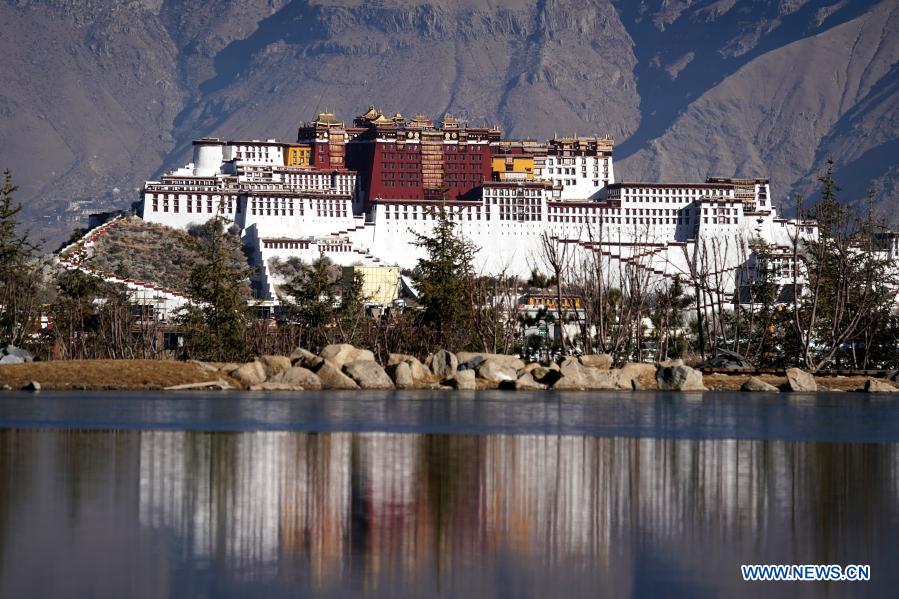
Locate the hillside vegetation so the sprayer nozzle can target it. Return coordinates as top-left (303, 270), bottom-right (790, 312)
top-left (81, 217), bottom-right (203, 293)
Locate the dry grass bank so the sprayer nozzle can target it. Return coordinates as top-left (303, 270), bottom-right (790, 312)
top-left (703, 373), bottom-right (871, 392)
top-left (0, 360), bottom-right (235, 391)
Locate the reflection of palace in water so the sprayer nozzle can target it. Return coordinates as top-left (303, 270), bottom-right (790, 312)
top-left (3, 428), bottom-right (899, 597)
top-left (133, 431), bottom-right (899, 593)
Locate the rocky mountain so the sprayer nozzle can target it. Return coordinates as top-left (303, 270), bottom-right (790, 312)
top-left (1, 0), bottom-right (896, 246)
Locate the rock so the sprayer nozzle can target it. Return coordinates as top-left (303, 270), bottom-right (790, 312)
top-left (552, 375), bottom-right (585, 390)
top-left (558, 357), bottom-right (581, 376)
top-left (5, 345), bottom-right (34, 362)
top-left (343, 360), bottom-right (394, 389)
top-left (616, 362), bottom-right (658, 390)
top-left (1, 385), bottom-right (11, 391)
top-left (315, 360), bottom-right (360, 390)
top-left (231, 361), bottom-right (267, 387)
top-left (584, 369), bottom-right (619, 390)
top-left (531, 366), bottom-right (562, 386)
top-left (429, 350), bottom-right (458, 379)
top-left (165, 379), bottom-right (233, 390)
top-left (457, 355), bottom-right (486, 371)
top-left (475, 359), bottom-right (519, 384)
top-left (259, 355), bottom-right (292, 379)
top-left (388, 354), bottom-right (431, 383)
top-left (188, 360), bottom-right (219, 374)
top-left (513, 372), bottom-right (546, 390)
top-left (216, 362), bottom-right (241, 375)
top-left (387, 353), bottom-right (417, 366)
top-left (658, 358), bottom-right (685, 368)
top-left (865, 378), bottom-right (898, 393)
top-left (656, 365), bottom-right (706, 391)
top-left (701, 348), bottom-right (755, 369)
top-left (457, 352), bottom-right (525, 371)
top-left (389, 361), bottom-right (415, 389)
top-left (552, 360), bottom-right (617, 390)
top-left (0, 354), bottom-right (25, 365)
top-left (741, 376), bottom-right (778, 392)
top-left (248, 382), bottom-right (304, 391)
top-left (320, 344), bottom-right (375, 368)
top-left (553, 359), bottom-right (587, 389)
top-left (273, 367), bottom-right (322, 390)
top-left (289, 348), bottom-right (324, 370)
top-left (579, 354), bottom-right (613, 369)
top-left (447, 369), bottom-right (476, 390)
top-left (786, 368), bottom-right (817, 392)
top-left (22, 380), bottom-right (41, 392)
top-left (889, 369), bottom-right (899, 382)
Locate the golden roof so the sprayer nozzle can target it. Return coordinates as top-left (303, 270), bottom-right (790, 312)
top-left (370, 114), bottom-right (393, 125)
top-left (314, 112), bottom-right (342, 126)
top-left (359, 105), bottom-right (381, 120)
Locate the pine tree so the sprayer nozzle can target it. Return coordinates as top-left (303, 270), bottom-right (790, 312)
top-left (411, 206), bottom-right (477, 350)
top-left (279, 255), bottom-right (340, 351)
top-left (180, 218), bottom-right (251, 361)
top-left (0, 170), bottom-right (42, 347)
top-left (277, 256), bottom-right (367, 352)
top-left (790, 161), bottom-right (896, 370)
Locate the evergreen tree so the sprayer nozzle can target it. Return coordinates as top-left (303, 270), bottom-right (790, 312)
top-left (789, 161), bottom-right (896, 370)
top-left (410, 206), bottom-right (478, 350)
top-left (180, 218), bottom-right (251, 361)
top-left (0, 170), bottom-right (42, 347)
top-left (277, 255), bottom-right (367, 352)
top-left (739, 241), bottom-right (782, 366)
top-left (649, 277), bottom-right (693, 360)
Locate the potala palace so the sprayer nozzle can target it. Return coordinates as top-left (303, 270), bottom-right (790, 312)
top-left (138, 106), bottom-right (850, 301)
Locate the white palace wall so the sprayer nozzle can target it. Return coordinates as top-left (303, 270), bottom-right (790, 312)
top-left (139, 137), bottom-right (820, 302)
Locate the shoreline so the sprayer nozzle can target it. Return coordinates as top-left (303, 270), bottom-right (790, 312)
top-left (0, 358), bottom-right (893, 393)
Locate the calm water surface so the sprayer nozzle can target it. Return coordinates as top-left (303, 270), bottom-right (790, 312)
top-left (1, 390), bottom-right (898, 598)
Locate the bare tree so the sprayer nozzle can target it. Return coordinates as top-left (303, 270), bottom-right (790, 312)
top-left (536, 231), bottom-right (572, 354)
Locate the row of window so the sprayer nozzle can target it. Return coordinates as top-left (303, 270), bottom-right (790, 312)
top-left (249, 198), bottom-right (300, 217)
top-left (702, 207), bottom-right (739, 215)
top-left (160, 179), bottom-right (217, 186)
top-left (263, 240), bottom-right (310, 250)
top-left (545, 157), bottom-right (608, 166)
top-left (150, 198), bottom-right (236, 214)
top-left (384, 207), bottom-right (483, 221)
top-left (486, 188), bottom-right (542, 197)
top-left (147, 192), bottom-right (235, 201)
top-left (313, 199), bottom-right (348, 218)
top-left (620, 188), bottom-right (731, 198)
top-left (546, 216), bottom-right (693, 225)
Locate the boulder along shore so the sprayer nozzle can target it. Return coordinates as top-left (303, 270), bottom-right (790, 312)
top-left (1, 345), bottom-right (897, 393)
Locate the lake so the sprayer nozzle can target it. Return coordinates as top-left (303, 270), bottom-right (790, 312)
top-left (1, 390), bottom-right (897, 598)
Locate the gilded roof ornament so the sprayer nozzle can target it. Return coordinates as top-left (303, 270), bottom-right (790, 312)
top-left (360, 105), bottom-right (381, 120)
top-left (370, 114), bottom-right (393, 125)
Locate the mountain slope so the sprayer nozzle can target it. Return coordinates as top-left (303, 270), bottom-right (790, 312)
top-left (618, 0), bottom-right (899, 220)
